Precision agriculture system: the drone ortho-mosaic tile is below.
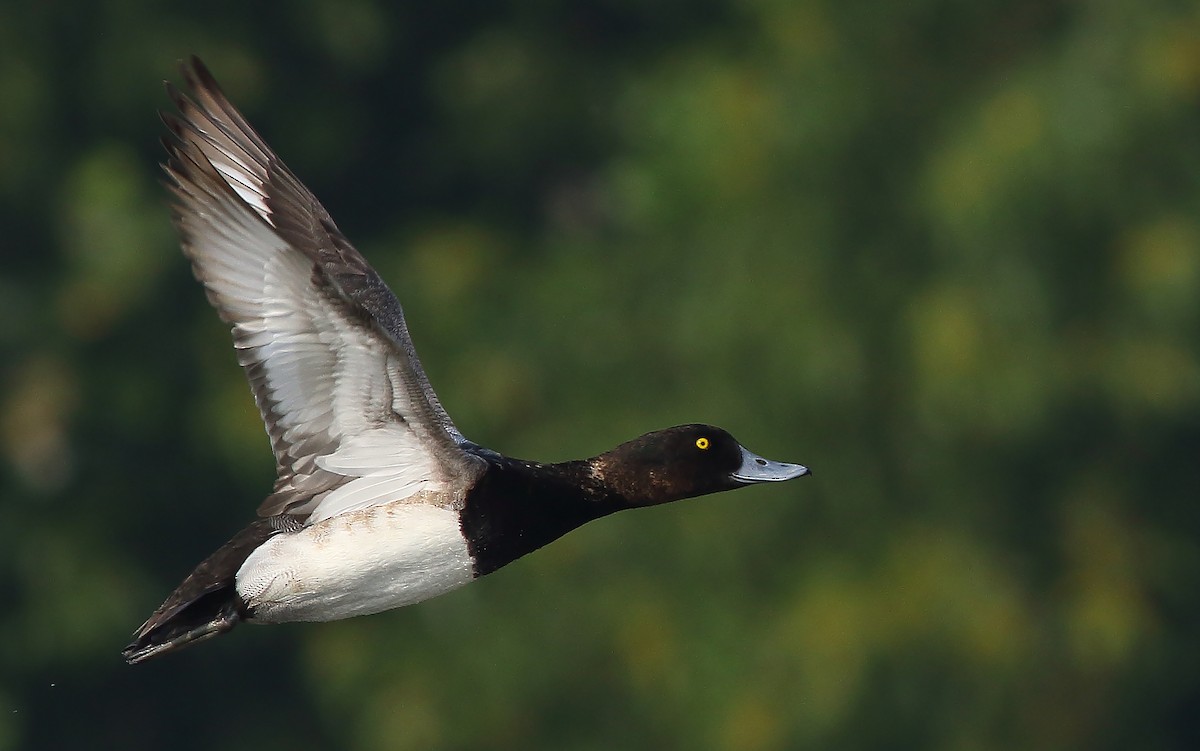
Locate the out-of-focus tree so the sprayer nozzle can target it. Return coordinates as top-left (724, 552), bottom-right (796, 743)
top-left (1, 1), bottom-right (1196, 749)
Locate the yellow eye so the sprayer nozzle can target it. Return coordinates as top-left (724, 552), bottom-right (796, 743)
top-left (696, 437), bottom-right (710, 450)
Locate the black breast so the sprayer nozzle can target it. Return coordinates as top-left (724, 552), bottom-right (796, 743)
top-left (459, 456), bottom-right (617, 576)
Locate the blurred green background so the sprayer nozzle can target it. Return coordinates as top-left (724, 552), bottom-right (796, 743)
top-left (2, 1), bottom-right (1198, 749)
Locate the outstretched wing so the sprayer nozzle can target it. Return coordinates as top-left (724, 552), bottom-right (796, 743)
top-left (163, 57), bottom-right (481, 524)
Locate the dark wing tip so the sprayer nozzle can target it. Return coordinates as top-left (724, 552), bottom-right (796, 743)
top-left (181, 56), bottom-right (229, 105)
top-left (163, 79), bottom-right (187, 110)
top-left (181, 55), bottom-right (208, 90)
top-left (158, 110), bottom-right (184, 139)
top-left (168, 56), bottom-right (227, 121)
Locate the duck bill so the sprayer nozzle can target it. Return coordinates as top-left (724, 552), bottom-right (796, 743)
top-left (730, 446), bottom-right (810, 484)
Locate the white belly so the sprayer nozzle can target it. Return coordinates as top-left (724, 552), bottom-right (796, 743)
top-left (235, 502), bottom-right (474, 623)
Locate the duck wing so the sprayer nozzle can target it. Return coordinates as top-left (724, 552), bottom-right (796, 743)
top-left (163, 57), bottom-right (482, 524)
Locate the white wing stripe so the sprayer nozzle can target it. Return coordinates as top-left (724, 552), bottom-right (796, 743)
top-left (316, 429), bottom-right (435, 475)
top-left (305, 475), bottom-right (435, 525)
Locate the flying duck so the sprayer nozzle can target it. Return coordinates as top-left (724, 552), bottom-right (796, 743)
top-left (122, 57), bottom-right (810, 664)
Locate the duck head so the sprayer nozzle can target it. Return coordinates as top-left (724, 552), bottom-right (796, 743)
top-left (593, 424), bottom-right (810, 506)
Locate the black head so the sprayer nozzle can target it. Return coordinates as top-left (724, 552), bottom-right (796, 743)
top-left (593, 424), bottom-right (809, 506)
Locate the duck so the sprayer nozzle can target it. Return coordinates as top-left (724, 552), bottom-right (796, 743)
top-left (122, 57), bottom-right (810, 665)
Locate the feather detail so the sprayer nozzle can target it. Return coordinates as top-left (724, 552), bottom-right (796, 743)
top-left (162, 56), bottom-right (483, 523)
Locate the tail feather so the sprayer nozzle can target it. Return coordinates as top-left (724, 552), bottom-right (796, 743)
top-left (123, 519), bottom-right (279, 664)
top-left (122, 587), bottom-right (243, 664)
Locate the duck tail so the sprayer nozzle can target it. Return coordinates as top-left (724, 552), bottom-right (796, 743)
top-left (122, 519), bottom-right (279, 664)
top-left (121, 586), bottom-right (244, 664)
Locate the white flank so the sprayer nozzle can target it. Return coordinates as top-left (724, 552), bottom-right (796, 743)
top-left (236, 501), bottom-right (473, 623)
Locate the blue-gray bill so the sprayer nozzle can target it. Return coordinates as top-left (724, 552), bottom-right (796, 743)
top-left (730, 446), bottom-right (811, 484)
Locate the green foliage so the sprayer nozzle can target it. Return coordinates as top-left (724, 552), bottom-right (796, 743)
top-left (1, 1), bottom-right (1197, 749)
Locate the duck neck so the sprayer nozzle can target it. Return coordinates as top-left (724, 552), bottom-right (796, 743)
top-left (460, 456), bottom-right (624, 576)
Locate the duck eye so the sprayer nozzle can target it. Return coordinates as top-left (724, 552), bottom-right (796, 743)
top-left (695, 437), bottom-right (710, 450)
